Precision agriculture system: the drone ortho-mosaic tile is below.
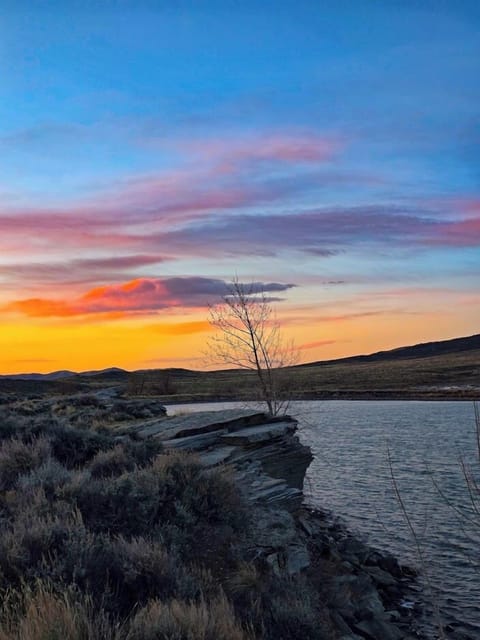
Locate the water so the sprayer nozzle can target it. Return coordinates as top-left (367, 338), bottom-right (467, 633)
top-left (166, 400), bottom-right (480, 638)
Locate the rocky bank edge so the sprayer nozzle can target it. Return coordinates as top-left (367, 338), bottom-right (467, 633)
top-left (112, 405), bottom-right (424, 640)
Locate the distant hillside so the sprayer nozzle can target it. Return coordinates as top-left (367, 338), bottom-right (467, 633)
top-left (0, 367), bottom-right (128, 382)
top-left (78, 367), bottom-right (130, 380)
top-left (0, 370), bottom-right (76, 381)
top-left (301, 333), bottom-right (480, 367)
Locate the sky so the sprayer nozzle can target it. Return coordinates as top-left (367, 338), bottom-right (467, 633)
top-left (0, 1), bottom-right (479, 373)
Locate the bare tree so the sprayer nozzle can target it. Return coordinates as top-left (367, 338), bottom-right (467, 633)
top-left (207, 278), bottom-right (298, 415)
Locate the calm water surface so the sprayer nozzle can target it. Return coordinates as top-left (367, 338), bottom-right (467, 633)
top-left (166, 400), bottom-right (480, 638)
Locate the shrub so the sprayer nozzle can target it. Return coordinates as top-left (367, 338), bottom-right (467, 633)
top-left (106, 536), bottom-right (196, 612)
top-left (54, 533), bottom-right (194, 617)
top-left (0, 437), bottom-right (51, 491)
top-left (63, 468), bottom-right (161, 537)
top-left (158, 465), bottom-right (248, 570)
top-left (0, 504), bottom-right (189, 617)
top-left (122, 438), bottom-right (164, 467)
top-left (17, 458), bottom-right (72, 497)
top-left (0, 415), bottom-right (114, 469)
top-left (148, 454), bottom-right (246, 530)
top-left (40, 423), bottom-right (113, 468)
top-left (88, 440), bottom-right (163, 479)
top-left (67, 395), bottom-right (103, 408)
top-left (266, 578), bottom-right (325, 640)
top-left (65, 453), bottom-right (247, 545)
top-left (179, 466), bottom-right (246, 530)
top-left (225, 565), bottom-right (327, 639)
top-left (0, 414), bottom-right (18, 441)
top-left (88, 445), bottom-right (136, 478)
top-left (0, 500), bottom-right (85, 589)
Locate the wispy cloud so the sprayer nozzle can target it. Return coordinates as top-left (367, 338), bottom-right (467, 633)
top-left (5, 358), bottom-right (57, 364)
top-left (0, 123), bottom-right (93, 149)
top-left (3, 203), bottom-right (478, 291)
top-left (141, 356), bottom-right (204, 365)
top-left (7, 128), bottom-right (478, 268)
top-left (430, 216), bottom-right (480, 247)
top-left (0, 130), bottom-right (351, 255)
top-left (177, 132), bottom-right (341, 167)
top-left (0, 254), bottom-right (170, 288)
top-left (142, 206), bottom-right (480, 256)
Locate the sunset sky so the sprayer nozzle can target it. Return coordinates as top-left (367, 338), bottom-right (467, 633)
top-left (1, 1), bottom-right (479, 373)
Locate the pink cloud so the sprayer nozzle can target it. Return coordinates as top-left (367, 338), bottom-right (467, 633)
top-left (279, 311), bottom-right (386, 327)
top-left (299, 339), bottom-right (337, 350)
top-left (0, 176), bottom-right (305, 253)
top-left (442, 197), bottom-right (480, 217)
top-left (433, 216), bottom-right (480, 246)
top-left (0, 131), bottom-right (344, 254)
top-left (0, 254), bottom-right (170, 290)
top-left (1, 122), bottom-right (477, 285)
top-left (3, 204), bottom-right (479, 278)
top-left (5, 277), bottom-right (296, 318)
top-left (182, 132), bottom-right (341, 168)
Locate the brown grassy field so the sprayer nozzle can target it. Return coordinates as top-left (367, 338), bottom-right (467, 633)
top-left (121, 347), bottom-right (480, 402)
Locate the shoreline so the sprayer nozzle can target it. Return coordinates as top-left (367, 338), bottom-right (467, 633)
top-left (146, 405), bottom-right (428, 639)
top-left (294, 504), bottom-right (426, 640)
top-left (161, 393), bottom-right (480, 405)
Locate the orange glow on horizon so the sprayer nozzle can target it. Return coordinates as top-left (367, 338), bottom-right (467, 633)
top-left (1, 303), bottom-right (476, 375)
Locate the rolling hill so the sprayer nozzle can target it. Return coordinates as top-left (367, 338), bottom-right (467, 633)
top-left (1, 333), bottom-right (478, 400)
top-left (301, 333), bottom-right (480, 367)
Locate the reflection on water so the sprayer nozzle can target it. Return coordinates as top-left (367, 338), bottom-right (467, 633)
top-left (166, 400), bottom-right (480, 637)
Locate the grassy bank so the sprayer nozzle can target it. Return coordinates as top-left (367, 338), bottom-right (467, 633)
top-left (0, 402), bottom-right (331, 640)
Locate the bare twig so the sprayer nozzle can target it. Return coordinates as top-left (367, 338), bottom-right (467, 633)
top-left (474, 401), bottom-right (480, 461)
top-left (387, 446), bottom-right (446, 639)
top-left (459, 456), bottom-right (480, 520)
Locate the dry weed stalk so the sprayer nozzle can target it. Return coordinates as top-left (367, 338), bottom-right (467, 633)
top-left (387, 447), bottom-right (446, 640)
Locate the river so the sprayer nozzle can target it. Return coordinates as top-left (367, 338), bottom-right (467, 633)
top-left (165, 400), bottom-right (480, 638)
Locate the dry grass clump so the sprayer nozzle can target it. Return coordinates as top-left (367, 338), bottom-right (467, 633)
top-left (225, 562), bottom-right (326, 640)
top-left (51, 395), bottom-right (167, 428)
top-left (0, 583), bottom-right (251, 640)
top-left (0, 582), bottom-right (120, 640)
top-left (126, 594), bottom-right (250, 640)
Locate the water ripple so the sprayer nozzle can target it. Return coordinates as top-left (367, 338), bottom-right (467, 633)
top-left (294, 400), bottom-right (480, 639)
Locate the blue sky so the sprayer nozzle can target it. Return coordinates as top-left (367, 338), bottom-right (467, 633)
top-left (2, 1), bottom-right (478, 197)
